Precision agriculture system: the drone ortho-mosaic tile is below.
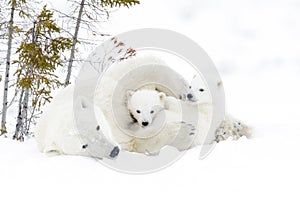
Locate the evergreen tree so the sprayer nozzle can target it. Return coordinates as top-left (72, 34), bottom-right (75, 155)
top-left (0, 0), bottom-right (35, 135)
top-left (0, 0), bottom-right (139, 138)
top-left (13, 6), bottom-right (72, 140)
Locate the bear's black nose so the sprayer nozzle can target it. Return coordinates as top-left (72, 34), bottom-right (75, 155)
top-left (109, 146), bottom-right (120, 158)
top-left (187, 93), bottom-right (193, 99)
top-left (142, 121), bottom-right (149, 126)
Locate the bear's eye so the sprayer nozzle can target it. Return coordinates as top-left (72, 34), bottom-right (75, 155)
top-left (199, 88), bottom-right (205, 92)
top-left (96, 125), bottom-right (100, 131)
top-left (189, 86), bottom-right (191, 89)
top-left (150, 110), bottom-right (154, 114)
top-left (82, 144), bottom-right (88, 149)
top-left (136, 110), bottom-right (141, 114)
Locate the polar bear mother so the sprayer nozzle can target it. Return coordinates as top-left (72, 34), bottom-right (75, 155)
top-left (35, 85), bottom-right (120, 159)
top-left (93, 55), bottom-right (192, 153)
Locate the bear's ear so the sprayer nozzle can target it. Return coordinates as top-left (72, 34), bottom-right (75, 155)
top-left (77, 96), bottom-right (92, 109)
top-left (126, 90), bottom-right (135, 99)
top-left (158, 92), bottom-right (166, 102)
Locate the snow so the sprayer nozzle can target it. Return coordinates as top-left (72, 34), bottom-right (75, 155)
top-left (1, 0), bottom-right (300, 199)
top-left (1, 66), bottom-right (299, 199)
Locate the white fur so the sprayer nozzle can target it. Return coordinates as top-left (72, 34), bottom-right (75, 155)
top-left (186, 75), bottom-right (211, 103)
top-left (127, 89), bottom-right (165, 127)
top-left (35, 85), bottom-right (119, 159)
top-left (164, 95), bottom-right (213, 149)
top-left (126, 89), bottom-right (215, 152)
top-left (215, 115), bottom-right (252, 142)
top-left (94, 55), bottom-right (190, 153)
top-left (125, 89), bottom-right (193, 154)
top-left (186, 75), bottom-right (252, 141)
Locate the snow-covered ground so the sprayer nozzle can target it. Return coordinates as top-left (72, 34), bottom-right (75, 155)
top-left (1, 0), bottom-right (300, 199)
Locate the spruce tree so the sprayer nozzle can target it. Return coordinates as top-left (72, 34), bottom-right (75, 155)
top-left (13, 6), bottom-right (72, 140)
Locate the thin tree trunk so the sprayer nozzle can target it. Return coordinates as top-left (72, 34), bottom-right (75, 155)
top-left (13, 21), bottom-right (35, 140)
top-left (22, 85), bottom-right (29, 136)
top-left (23, 21), bottom-right (37, 136)
top-left (64, 0), bottom-right (85, 86)
top-left (13, 89), bottom-right (24, 140)
top-left (1, 1), bottom-right (15, 134)
top-left (26, 99), bottom-right (38, 135)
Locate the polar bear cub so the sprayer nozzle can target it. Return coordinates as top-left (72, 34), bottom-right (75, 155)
top-left (185, 75), bottom-right (252, 141)
top-left (35, 85), bottom-right (120, 159)
top-left (127, 90), bottom-right (166, 127)
top-left (126, 89), bottom-right (199, 153)
top-left (186, 75), bottom-right (211, 103)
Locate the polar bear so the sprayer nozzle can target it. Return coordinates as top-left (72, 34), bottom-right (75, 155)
top-left (215, 115), bottom-right (252, 142)
top-left (35, 85), bottom-right (120, 159)
top-left (127, 89), bottom-right (166, 127)
top-left (185, 75), bottom-right (252, 141)
top-left (186, 74), bottom-right (211, 103)
top-left (123, 89), bottom-right (195, 154)
top-left (92, 55), bottom-right (191, 153)
top-left (163, 92), bottom-right (213, 149)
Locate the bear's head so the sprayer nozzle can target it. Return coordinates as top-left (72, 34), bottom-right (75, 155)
top-left (127, 89), bottom-right (165, 127)
top-left (186, 75), bottom-right (211, 103)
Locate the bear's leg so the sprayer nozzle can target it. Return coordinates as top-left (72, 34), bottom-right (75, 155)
top-left (169, 122), bottom-right (198, 151)
top-left (215, 115), bottom-right (252, 142)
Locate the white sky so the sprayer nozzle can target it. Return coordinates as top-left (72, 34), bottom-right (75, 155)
top-left (45, 0), bottom-right (300, 75)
